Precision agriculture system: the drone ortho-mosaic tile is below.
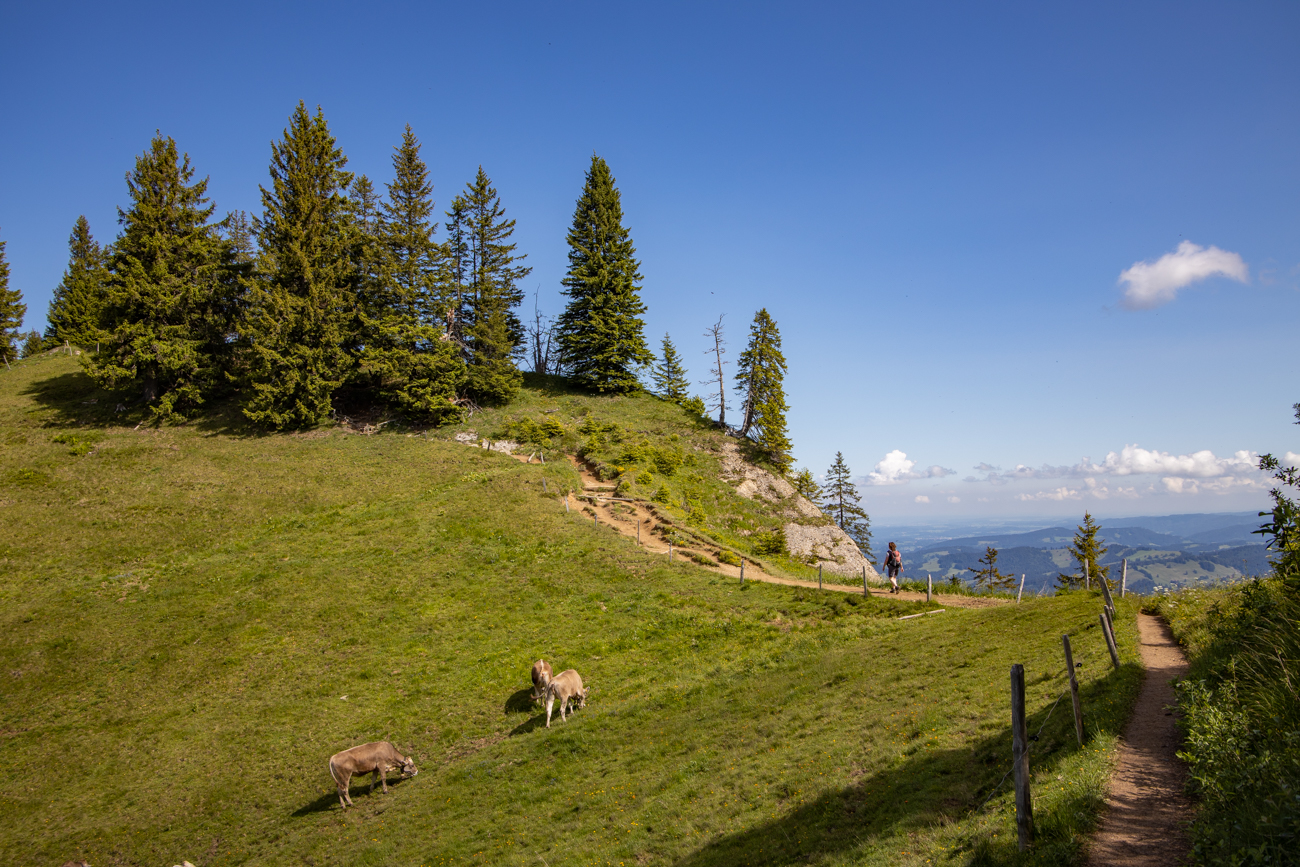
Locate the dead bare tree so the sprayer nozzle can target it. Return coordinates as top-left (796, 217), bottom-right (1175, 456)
top-left (524, 290), bottom-right (565, 375)
top-left (701, 315), bottom-right (728, 427)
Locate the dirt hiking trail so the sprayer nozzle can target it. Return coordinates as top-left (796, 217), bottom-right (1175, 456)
top-left (538, 453), bottom-right (1005, 610)
top-left (1087, 613), bottom-right (1193, 866)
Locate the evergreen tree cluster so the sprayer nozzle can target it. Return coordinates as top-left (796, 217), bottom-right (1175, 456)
top-left (0, 230), bottom-right (25, 365)
top-left (34, 105), bottom-right (555, 426)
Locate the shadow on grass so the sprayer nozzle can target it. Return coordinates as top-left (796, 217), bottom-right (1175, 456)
top-left (292, 776), bottom-right (415, 817)
top-left (673, 663), bottom-right (1144, 867)
top-left (509, 712), bottom-right (549, 736)
top-left (503, 687), bottom-right (536, 715)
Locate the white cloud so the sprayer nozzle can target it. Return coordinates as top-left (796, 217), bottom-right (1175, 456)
top-left (864, 450), bottom-right (955, 485)
top-left (914, 495), bottom-right (930, 504)
top-left (970, 445), bottom-right (1261, 485)
top-left (947, 496), bottom-right (961, 503)
top-left (1017, 487), bottom-right (1082, 501)
top-left (1118, 240), bottom-right (1248, 310)
top-left (1285, 452), bottom-right (1300, 467)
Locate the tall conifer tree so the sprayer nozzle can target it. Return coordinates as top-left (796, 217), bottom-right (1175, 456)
top-left (556, 155), bottom-right (652, 392)
top-left (461, 167), bottom-right (530, 404)
top-left (84, 135), bottom-right (237, 420)
top-left (0, 230), bottom-right (25, 364)
top-left (821, 452), bottom-right (873, 561)
top-left (1057, 512), bottom-right (1110, 590)
top-left (45, 216), bottom-right (108, 348)
top-left (360, 127), bottom-right (464, 420)
top-left (242, 102), bottom-right (355, 429)
top-left (650, 333), bottom-right (690, 402)
top-left (734, 308), bottom-right (792, 471)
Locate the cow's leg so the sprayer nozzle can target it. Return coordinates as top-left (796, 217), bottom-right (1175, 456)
top-left (337, 770), bottom-right (351, 808)
top-left (379, 765), bottom-right (390, 793)
top-left (561, 695), bottom-right (569, 721)
top-left (369, 768), bottom-right (380, 794)
top-left (546, 694), bottom-right (555, 728)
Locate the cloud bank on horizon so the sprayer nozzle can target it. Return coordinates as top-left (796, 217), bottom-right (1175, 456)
top-left (1118, 241), bottom-right (1249, 310)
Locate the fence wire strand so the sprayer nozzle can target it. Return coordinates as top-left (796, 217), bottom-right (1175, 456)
top-left (972, 668), bottom-right (1072, 816)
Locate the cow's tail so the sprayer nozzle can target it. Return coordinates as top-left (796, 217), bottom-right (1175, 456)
top-left (328, 757), bottom-right (343, 788)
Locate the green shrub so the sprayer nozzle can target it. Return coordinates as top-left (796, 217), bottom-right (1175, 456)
top-left (615, 479), bottom-right (632, 496)
top-left (716, 550), bottom-right (741, 567)
top-left (652, 486), bottom-right (671, 504)
top-left (681, 396), bottom-right (707, 418)
top-left (752, 529), bottom-right (786, 556)
top-left (635, 470), bottom-right (654, 486)
top-left (651, 447), bottom-right (684, 476)
top-left (539, 418), bottom-right (567, 439)
top-left (688, 552), bottom-right (718, 567)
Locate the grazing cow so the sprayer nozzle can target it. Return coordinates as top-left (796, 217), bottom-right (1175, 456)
top-left (544, 669), bottom-right (586, 727)
top-left (531, 659), bottom-right (553, 703)
top-left (328, 741), bottom-right (418, 808)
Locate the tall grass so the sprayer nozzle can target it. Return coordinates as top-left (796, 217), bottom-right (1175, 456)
top-left (1156, 579), bottom-right (1300, 865)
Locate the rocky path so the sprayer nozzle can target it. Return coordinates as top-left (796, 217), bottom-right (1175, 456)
top-left (1086, 613), bottom-right (1193, 866)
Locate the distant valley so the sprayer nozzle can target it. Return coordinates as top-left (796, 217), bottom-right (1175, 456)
top-left (874, 511), bottom-right (1271, 595)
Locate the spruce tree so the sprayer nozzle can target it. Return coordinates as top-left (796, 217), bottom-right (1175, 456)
top-left (459, 167), bottom-right (530, 404)
top-left (223, 210), bottom-right (257, 265)
top-left (792, 468), bottom-right (822, 506)
top-left (0, 230), bottom-right (25, 364)
top-left (556, 155), bottom-right (652, 392)
top-left (20, 330), bottom-right (43, 359)
top-left (242, 102), bottom-right (356, 429)
top-left (84, 135), bottom-right (236, 420)
top-left (359, 127), bottom-right (464, 420)
top-left (734, 308), bottom-right (793, 471)
top-left (650, 333), bottom-right (690, 402)
top-left (969, 546), bottom-right (1015, 592)
top-left (821, 452), bottom-right (873, 561)
top-left (44, 216), bottom-right (108, 348)
top-left (1057, 512), bottom-right (1110, 590)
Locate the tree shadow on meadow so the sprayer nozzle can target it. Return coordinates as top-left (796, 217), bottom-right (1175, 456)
top-left (20, 369), bottom-right (124, 428)
top-left (672, 664), bottom-right (1142, 867)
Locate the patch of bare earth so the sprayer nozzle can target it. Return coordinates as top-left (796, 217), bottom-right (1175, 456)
top-left (1087, 613), bottom-right (1193, 866)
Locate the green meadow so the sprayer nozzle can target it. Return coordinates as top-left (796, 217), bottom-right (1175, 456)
top-left (1, 355), bottom-right (1143, 866)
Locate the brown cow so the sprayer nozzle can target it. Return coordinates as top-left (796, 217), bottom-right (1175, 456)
top-left (531, 659), bottom-right (553, 703)
top-left (328, 741), bottom-right (418, 808)
top-left (544, 669), bottom-right (586, 727)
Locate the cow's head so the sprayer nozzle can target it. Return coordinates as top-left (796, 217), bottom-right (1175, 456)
top-left (401, 756), bottom-right (419, 778)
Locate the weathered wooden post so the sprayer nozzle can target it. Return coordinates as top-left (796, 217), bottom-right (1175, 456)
top-left (637, 520), bottom-right (641, 544)
top-left (540, 451), bottom-right (545, 464)
top-left (818, 563), bottom-right (822, 590)
top-left (1120, 559), bottom-right (1127, 598)
top-left (668, 544), bottom-right (673, 562)
top-left (1084, 561), bottom-right (1090, 591)
top-left (1100, 613), bottom-right (1120, 669)
top-left (1017, 573), bottom-right (1026, 603)
top-left (740, 560), bottom-right (745, 585)
top-left (927, 574), bottom-right (933, 603)
top-left (593, 512), bottom-right (598, 527)
top-left (1062, 635), bottom-right (1085, 746)
top-left (1011, 663), bottom-right (1035, 851)
top-left (565, 495), bottom-right (569, 513)
top-left (1099, 569), bottom-right (1116, 619)
top-left (863, 565), bottom-right (868, 598)
top-left (542, 478), bottom-right (547, 493)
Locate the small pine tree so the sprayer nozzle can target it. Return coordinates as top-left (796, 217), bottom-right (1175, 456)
top-left (19, 330), bottom-right (42, 358)
top-left (44, 216), bottom-right (108, 348)
top-left (821, 452), bottom-right (873, 561)
top-left (1255, 405), bottom-right (1300, 586)
top-left (556, 155), bottom-right (652, 393)
top-left (0, 230), bottom-right (25, 364)
top-left (84, 135), bottom-right (237, 420)
top-left (792, 468), bottom-right (821, 506)
top-left (734, 308), bottom-right (793, 471)
top-left (650, 333), bottom-right (690, 402)
top-left (461, 167), bottom-right (529, 404)
top-left (1057, 512), bottom-right (1110, 590)
top-left (969, 545), bottom-right (1015, 592)
top-left (242, 102), bottom-right (356, 429)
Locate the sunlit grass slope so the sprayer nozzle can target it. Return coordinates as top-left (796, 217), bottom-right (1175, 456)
top-left (1, 356), bottom-right (1142, 866)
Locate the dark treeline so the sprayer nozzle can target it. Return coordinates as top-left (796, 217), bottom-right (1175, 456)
top-left (12, 101), bottom-right (793, 470)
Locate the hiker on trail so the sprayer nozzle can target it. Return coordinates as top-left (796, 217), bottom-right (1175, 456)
top-left (885, 542), bottom-right (902, 593)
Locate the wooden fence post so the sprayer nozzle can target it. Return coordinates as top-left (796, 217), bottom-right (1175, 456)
top-left (668, 544), bottom-right (673, 562)
top-left (1062, 635), bottom-right (1084, 746)
top-left (1120, 559), bottom-right (1127, 598)
top-left (1017, 573), bottom-right (1026, 603)
top-left (1011, 663), bottom-right (1035, 851)
top-left (565, 495), bottom-right (569, 513)
top-left (637, 520), bottom-right (641, 544)
top-left (740, 560), bottom-right (745, 585)
top-left (540, 451), bottom-right (545, 464)
top-left (927, 574), bottom-right (932, 603)
top-left (863, 565), bottom-right (868, 598)
top-left (1099, 568), bottom-right (1115, 611)
top-left (542, 478), bottom-right (547, 493)
top-left (818, 563), bottom-right (822, 590)
top-left (1100, 613), bottom-right (1120, 669)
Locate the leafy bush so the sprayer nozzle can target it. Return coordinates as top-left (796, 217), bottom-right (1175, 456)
top-left (716, 550), bottom-right (741, 567)
top-left (681, 395), bottom-right (707, 419)
top-left (652, 486), bottom-right (671, 504)
top-left (687, 551), bottom-right (718, 567)
top-left (650, 446), bottom-right (683, 476)
top-left (635, 470), bottom-right (654, 486)
top-left (752, 529), bottom-right (786, 556)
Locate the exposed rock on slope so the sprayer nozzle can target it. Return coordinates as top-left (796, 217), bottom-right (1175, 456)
top-left (719, 443), bottom-right (880, 581)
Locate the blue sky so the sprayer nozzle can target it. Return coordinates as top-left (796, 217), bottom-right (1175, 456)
top-left (2, 1), bottom-right (1297, 520)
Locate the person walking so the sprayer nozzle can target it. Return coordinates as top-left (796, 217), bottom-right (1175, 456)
top-left (885, 542), bottom-right (903, 593)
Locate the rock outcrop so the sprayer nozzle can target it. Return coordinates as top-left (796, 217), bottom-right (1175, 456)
top-left (718, 443), bottom-right (880, 580)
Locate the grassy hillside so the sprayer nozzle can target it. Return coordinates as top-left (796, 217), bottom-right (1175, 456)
top-left (2, 356), bottom-right (1144, 866)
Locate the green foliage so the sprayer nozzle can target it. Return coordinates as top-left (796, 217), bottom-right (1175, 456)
top-left (556, 155), bottom-right (652, 393)
top-left (1255, 403), bottom-right (1300, 586)
top-left (0, 230), bottom-right (22, 364)
top-left (82, 135), bottom-right (239, 422)
top-left (1057, 511), bottom-right (1110, 590)
top-left (1157, 579), bottom-right (1300, 865)
top-left (681, 394), bottom-right (707, 418)
top-left (242, 103), bottom-right (355, 429)
top-left (44, 215), bottom-right (108, 348)
top-left (792, 467), bottom-right (821, 504)
top-left (651, 446), bottom-right (684, 476)
top-left (716, 549), bottom-right (741, 567)
top-left (652, 485), bottom-right (671, 504)
top-left (821, 451), bottom-right (872, 561)
top-left (19, 330), bottom-right (42, 359)
top-left (968, 545), bottom-right (1015, 591)
top-left (634, 469), bottom-right (653, 486)
top-left (650, 333), bottom-right (690, 402)
top-left (734, 308), bottom-right (792, 471)
top-left (752, 528), bottom-right (787, 556)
